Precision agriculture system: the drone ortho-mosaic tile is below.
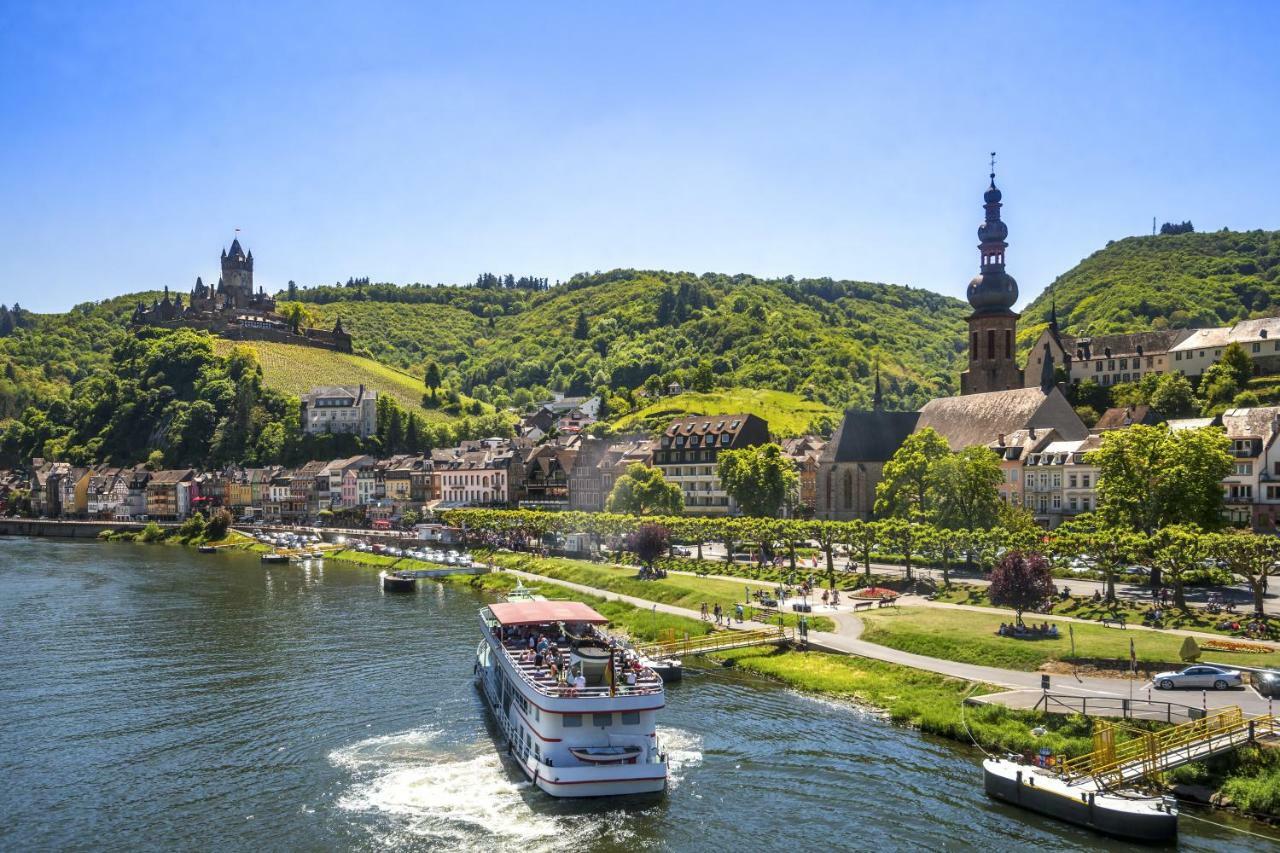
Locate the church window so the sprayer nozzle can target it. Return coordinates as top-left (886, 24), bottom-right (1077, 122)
top-left (841, 470), bottom-right (853, 511)
top-left (1004, 330), bottom-right (1011, 358)
top-left (971, 333), bottom-right (978, 360)
top-left (987, 330), bottom-right (995, 360)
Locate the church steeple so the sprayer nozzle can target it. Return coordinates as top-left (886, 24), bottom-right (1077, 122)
top-left (960, 154), bottom-right (1024, 395)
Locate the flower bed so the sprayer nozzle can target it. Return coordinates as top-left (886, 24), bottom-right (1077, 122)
top-left (1201, 638), bottom-right (1276, 654)
top-left (851, 586), bottom-right (899, 600)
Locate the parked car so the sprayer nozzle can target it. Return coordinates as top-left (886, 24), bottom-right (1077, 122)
top-left (1153, 665), bottom-right (1243, 691)
top-left (671, 546), bottom-right (693, 557)
top-left (1253, 670), bottom-right (1280, 698)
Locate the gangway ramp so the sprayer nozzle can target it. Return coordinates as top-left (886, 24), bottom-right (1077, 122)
top-left (636, 627), bottom-right (789, 659)
top-left (1058, 707), bottom-right (1280, 789)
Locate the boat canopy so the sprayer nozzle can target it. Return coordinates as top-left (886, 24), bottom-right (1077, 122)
top-left (488, 600), bottom-right (608, 627)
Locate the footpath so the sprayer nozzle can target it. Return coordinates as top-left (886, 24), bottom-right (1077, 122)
top-left (502, 567), bottom-right (1273, 716)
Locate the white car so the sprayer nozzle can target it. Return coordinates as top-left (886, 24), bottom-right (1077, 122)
top-left (1153, 665), bottom-right (1243, 691)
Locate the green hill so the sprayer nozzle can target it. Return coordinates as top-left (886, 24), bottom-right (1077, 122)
top-left (612, 389), bottom-right (839, 437)
top-left (208, 339), bottom-right (464, 422)
top-left (287, 270), bottom-right (971, 414)
top-left (1018, 229), bottom-right (1280, 354)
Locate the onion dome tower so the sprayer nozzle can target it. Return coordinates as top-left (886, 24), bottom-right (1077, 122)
top-left (960, 154), bottom-right (1025, 394)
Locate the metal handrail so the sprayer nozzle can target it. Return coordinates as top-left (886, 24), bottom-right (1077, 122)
top-left (635, 626), bottom-right (789, 658)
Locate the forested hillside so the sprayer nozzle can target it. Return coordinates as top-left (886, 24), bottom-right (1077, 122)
top-left (1018, 229), bottom-right (1280, 353)
top-left (285, 269), bottom-right (970, 414)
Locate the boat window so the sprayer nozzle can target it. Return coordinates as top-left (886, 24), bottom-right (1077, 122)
top-left (562, 714), bottom-right (583, 727)
top-left (592, 713), bottom-right (612, 727)
top-left (620, 711), bottom-right (640, 725)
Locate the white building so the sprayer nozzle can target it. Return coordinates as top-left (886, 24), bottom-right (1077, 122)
top-left (300, 385), bottom-right (378, 438)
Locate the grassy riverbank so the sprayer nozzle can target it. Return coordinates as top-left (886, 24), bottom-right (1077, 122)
top-left (714, 645), bottom-right (1280, 821)
top-left (443, 568), bottom-right (714, 644)
top-left (483, 551), bottom-right (836, 632)
top-left (860, 606), bottom-right (1280, 670)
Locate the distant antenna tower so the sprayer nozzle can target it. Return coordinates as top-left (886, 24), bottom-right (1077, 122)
top-left (1152, 217), bottom-right (1156, 236)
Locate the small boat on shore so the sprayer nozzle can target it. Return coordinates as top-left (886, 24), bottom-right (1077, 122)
top-left (260, 552), bottom-right (289, 564)
top-left (639, 654), bottom-right (683, 683)
top-left (197, 545), bottom-right (218, 554)
top-left (982, 756), bottom-right (1177, 843)
top-left (380, 571), bottom-right (416, 593)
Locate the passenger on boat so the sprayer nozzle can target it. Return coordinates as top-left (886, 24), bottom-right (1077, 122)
top-left (624, 669), bottom-right (637, 691)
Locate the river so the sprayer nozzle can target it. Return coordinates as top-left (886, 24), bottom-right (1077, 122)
top-left (0, 538), bottom-right (1271, 851)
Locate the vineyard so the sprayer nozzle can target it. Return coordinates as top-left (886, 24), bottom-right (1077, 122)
top-left (210, 339), bottom-right (465, 421)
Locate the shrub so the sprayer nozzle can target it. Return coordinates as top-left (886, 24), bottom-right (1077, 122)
top-left (139, 522), bottom-right (166, 543)
top-left (1180, 636), bottom-right (1201, 662)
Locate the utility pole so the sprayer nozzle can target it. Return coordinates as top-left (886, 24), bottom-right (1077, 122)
top-left (1152, 217), bottom-right (1156, 236)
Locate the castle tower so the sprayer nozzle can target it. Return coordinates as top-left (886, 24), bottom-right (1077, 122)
top-left (221, 237), bottom-right (254, 308)
top-left (960, 157), bottom-right (1023, 394)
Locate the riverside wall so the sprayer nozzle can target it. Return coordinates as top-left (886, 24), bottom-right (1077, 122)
top-left (0, 519), bottom-right (175, 538)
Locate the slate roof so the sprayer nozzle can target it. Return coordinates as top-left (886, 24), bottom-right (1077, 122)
top-left (1094, 405), bottom-right (1159, 431)
top-left (915, 386), bottom-right (1088, 450)
top-left (1170, 317), bottom-right (1280, 353)
top-left (821, 411), bottom-right (921, 464)
top-left (1222, 407), bottom-right (1280, 442)
top-left (1064, 329), bottom-right (1193, 360)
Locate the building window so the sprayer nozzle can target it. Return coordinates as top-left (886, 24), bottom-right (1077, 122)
top-left (842, 469), bottom-right (853, 511)
top-left (1081, 474), bottom-right (1091, 488)
top-left (1004, 329), bottom-right (1011, 358)
top-left (1235, 462), bottom-right (1253, 476)
top-left (593, 713), bottom-right (612, 727)
top-left (1068, 474), bottom-right (1078, 488)
top-left (1052, 495), bottom-right (1061, 510)
top-left (563, 714), bottom-right (582, 727)
top-left (971, 332), bottom-right (978, 360)
top-left (621, 712), bottom-right (640, 725)
top-left (987, 330), bottom-right (995, 360)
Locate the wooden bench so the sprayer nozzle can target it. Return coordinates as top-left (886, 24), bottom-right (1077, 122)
top-left (851, 599), bottom-right (876, 611)
top-left (1099, 616), bottom-right (1127, 629)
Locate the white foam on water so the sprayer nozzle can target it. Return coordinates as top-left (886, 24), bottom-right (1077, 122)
top-left (329, 729), bottom-right (608, 851)
top-left (657, 726), bottom-right (703, 789)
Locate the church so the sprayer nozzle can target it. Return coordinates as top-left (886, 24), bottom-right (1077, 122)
top-left (131, 237), bottom-right (353, 353)
top-left (815, 166), bottom-right (1087, 520)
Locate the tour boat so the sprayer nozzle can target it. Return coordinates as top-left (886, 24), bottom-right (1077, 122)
top-left (475, 599), bottom-right (668, 798)
top-left (982, 756), bottom-right (1178, 843)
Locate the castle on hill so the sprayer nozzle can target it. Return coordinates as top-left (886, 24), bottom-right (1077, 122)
top-left (131, 238), bottom-right (353, 353)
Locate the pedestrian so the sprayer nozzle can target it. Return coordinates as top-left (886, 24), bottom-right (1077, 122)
top-left (736, 603), bottom-right (744, 623)
top-left (745, 585), bottom-right (750, 603)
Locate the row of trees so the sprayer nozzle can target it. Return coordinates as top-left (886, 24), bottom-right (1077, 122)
top-left (438, 507), bottom-right (1280, 615)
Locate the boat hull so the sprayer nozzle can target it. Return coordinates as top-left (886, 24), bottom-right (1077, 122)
top-left (475, 644), bottom-right (667, 799)
top-left (380, 573), bottom-right (416, 593)
top-left (983, 760), bottom-right (1177, 843)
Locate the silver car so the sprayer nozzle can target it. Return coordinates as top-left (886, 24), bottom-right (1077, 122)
top-left (1153, 665), bottom-right (1243, 691)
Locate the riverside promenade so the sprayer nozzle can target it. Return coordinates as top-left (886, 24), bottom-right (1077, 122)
top-left (501, 567), bottom-right (1276, 717)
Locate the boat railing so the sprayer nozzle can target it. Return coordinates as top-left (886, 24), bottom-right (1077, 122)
top-left (496, 641), bottom-right (663, 699)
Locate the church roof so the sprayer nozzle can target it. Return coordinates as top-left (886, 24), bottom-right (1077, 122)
top-left (821, 410), bottom-right (920, 464)
top-left (228, 237), bottom-right (244, 257)
top-left (916, 386), bottom-right (1088, 450)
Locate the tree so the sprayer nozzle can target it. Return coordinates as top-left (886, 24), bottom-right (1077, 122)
top-left (627, 523), bottom-right (670, 570)
top-left (932, 446), bottom-right (1003, 541)
top-left (573, 310), bottom-right (589, 340)
top-left (605, 463), bottom-right (683, 516)
top-left (878, 517), bottom-right (924, 582)
top-left (401, 508), bottom-right (420, 528)
top-left (716, 443), bottom-right (798, 518)
top-left (845, 519), bottom-right (880, 579)
top-left (1220, 342), bottom-right (1254, 390)
top-left (146, 449), bottom-right (165, 471)
top-left (874, 428), bottom-right (950, 520)
top-left (424, 361), bottom-right (442, 403)
top-left (1198, 361), bottom-right (1240, 416)
top-left (1150, 524), bottom-right (1205, 610)
top-left (1208, 531), bottom-right (1279, 616)
top-left (988, 551), bottom-right (1055, 626)
top-left (1148, 372), bottom-right (1195, 419)
top-left (206, 509), bottom-right (232, 542)
top-left (1091, 425), bottom-right (1231, 533)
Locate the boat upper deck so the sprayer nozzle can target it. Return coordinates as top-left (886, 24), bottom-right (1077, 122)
top-left (480, 603), bottom-right (664, 700)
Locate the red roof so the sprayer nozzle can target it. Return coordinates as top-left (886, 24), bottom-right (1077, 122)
top-left (488, 600), bottom-right (608, 626)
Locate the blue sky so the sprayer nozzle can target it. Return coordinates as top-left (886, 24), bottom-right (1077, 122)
top-left (2, 1), bottom-right (1278, 312)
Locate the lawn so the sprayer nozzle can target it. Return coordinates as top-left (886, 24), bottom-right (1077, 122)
top-left (711, 646), bottom-right (1099, 758)
top-left (211, 339), bottom-right (463, 420)
top-left (445, 566), bottom-right (713, 643)
top-left (611, 388), bottom-right (837, 437)
top-left (934, 583), bottom-right (1275, 639)
top-left (485, 552), bottom-right (836, 632)
top-left (859, 606), bottom-right (1280, 670)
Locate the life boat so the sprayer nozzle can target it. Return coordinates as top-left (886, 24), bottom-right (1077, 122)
top-left (568, 745), bottom-right (642, 765)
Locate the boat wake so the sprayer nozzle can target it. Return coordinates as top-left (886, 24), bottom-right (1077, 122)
top-left (331, 726), bottom-right (702, 851)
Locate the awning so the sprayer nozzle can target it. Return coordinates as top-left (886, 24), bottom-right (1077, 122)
top-left (487, 600), bottom-right (608, 627)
